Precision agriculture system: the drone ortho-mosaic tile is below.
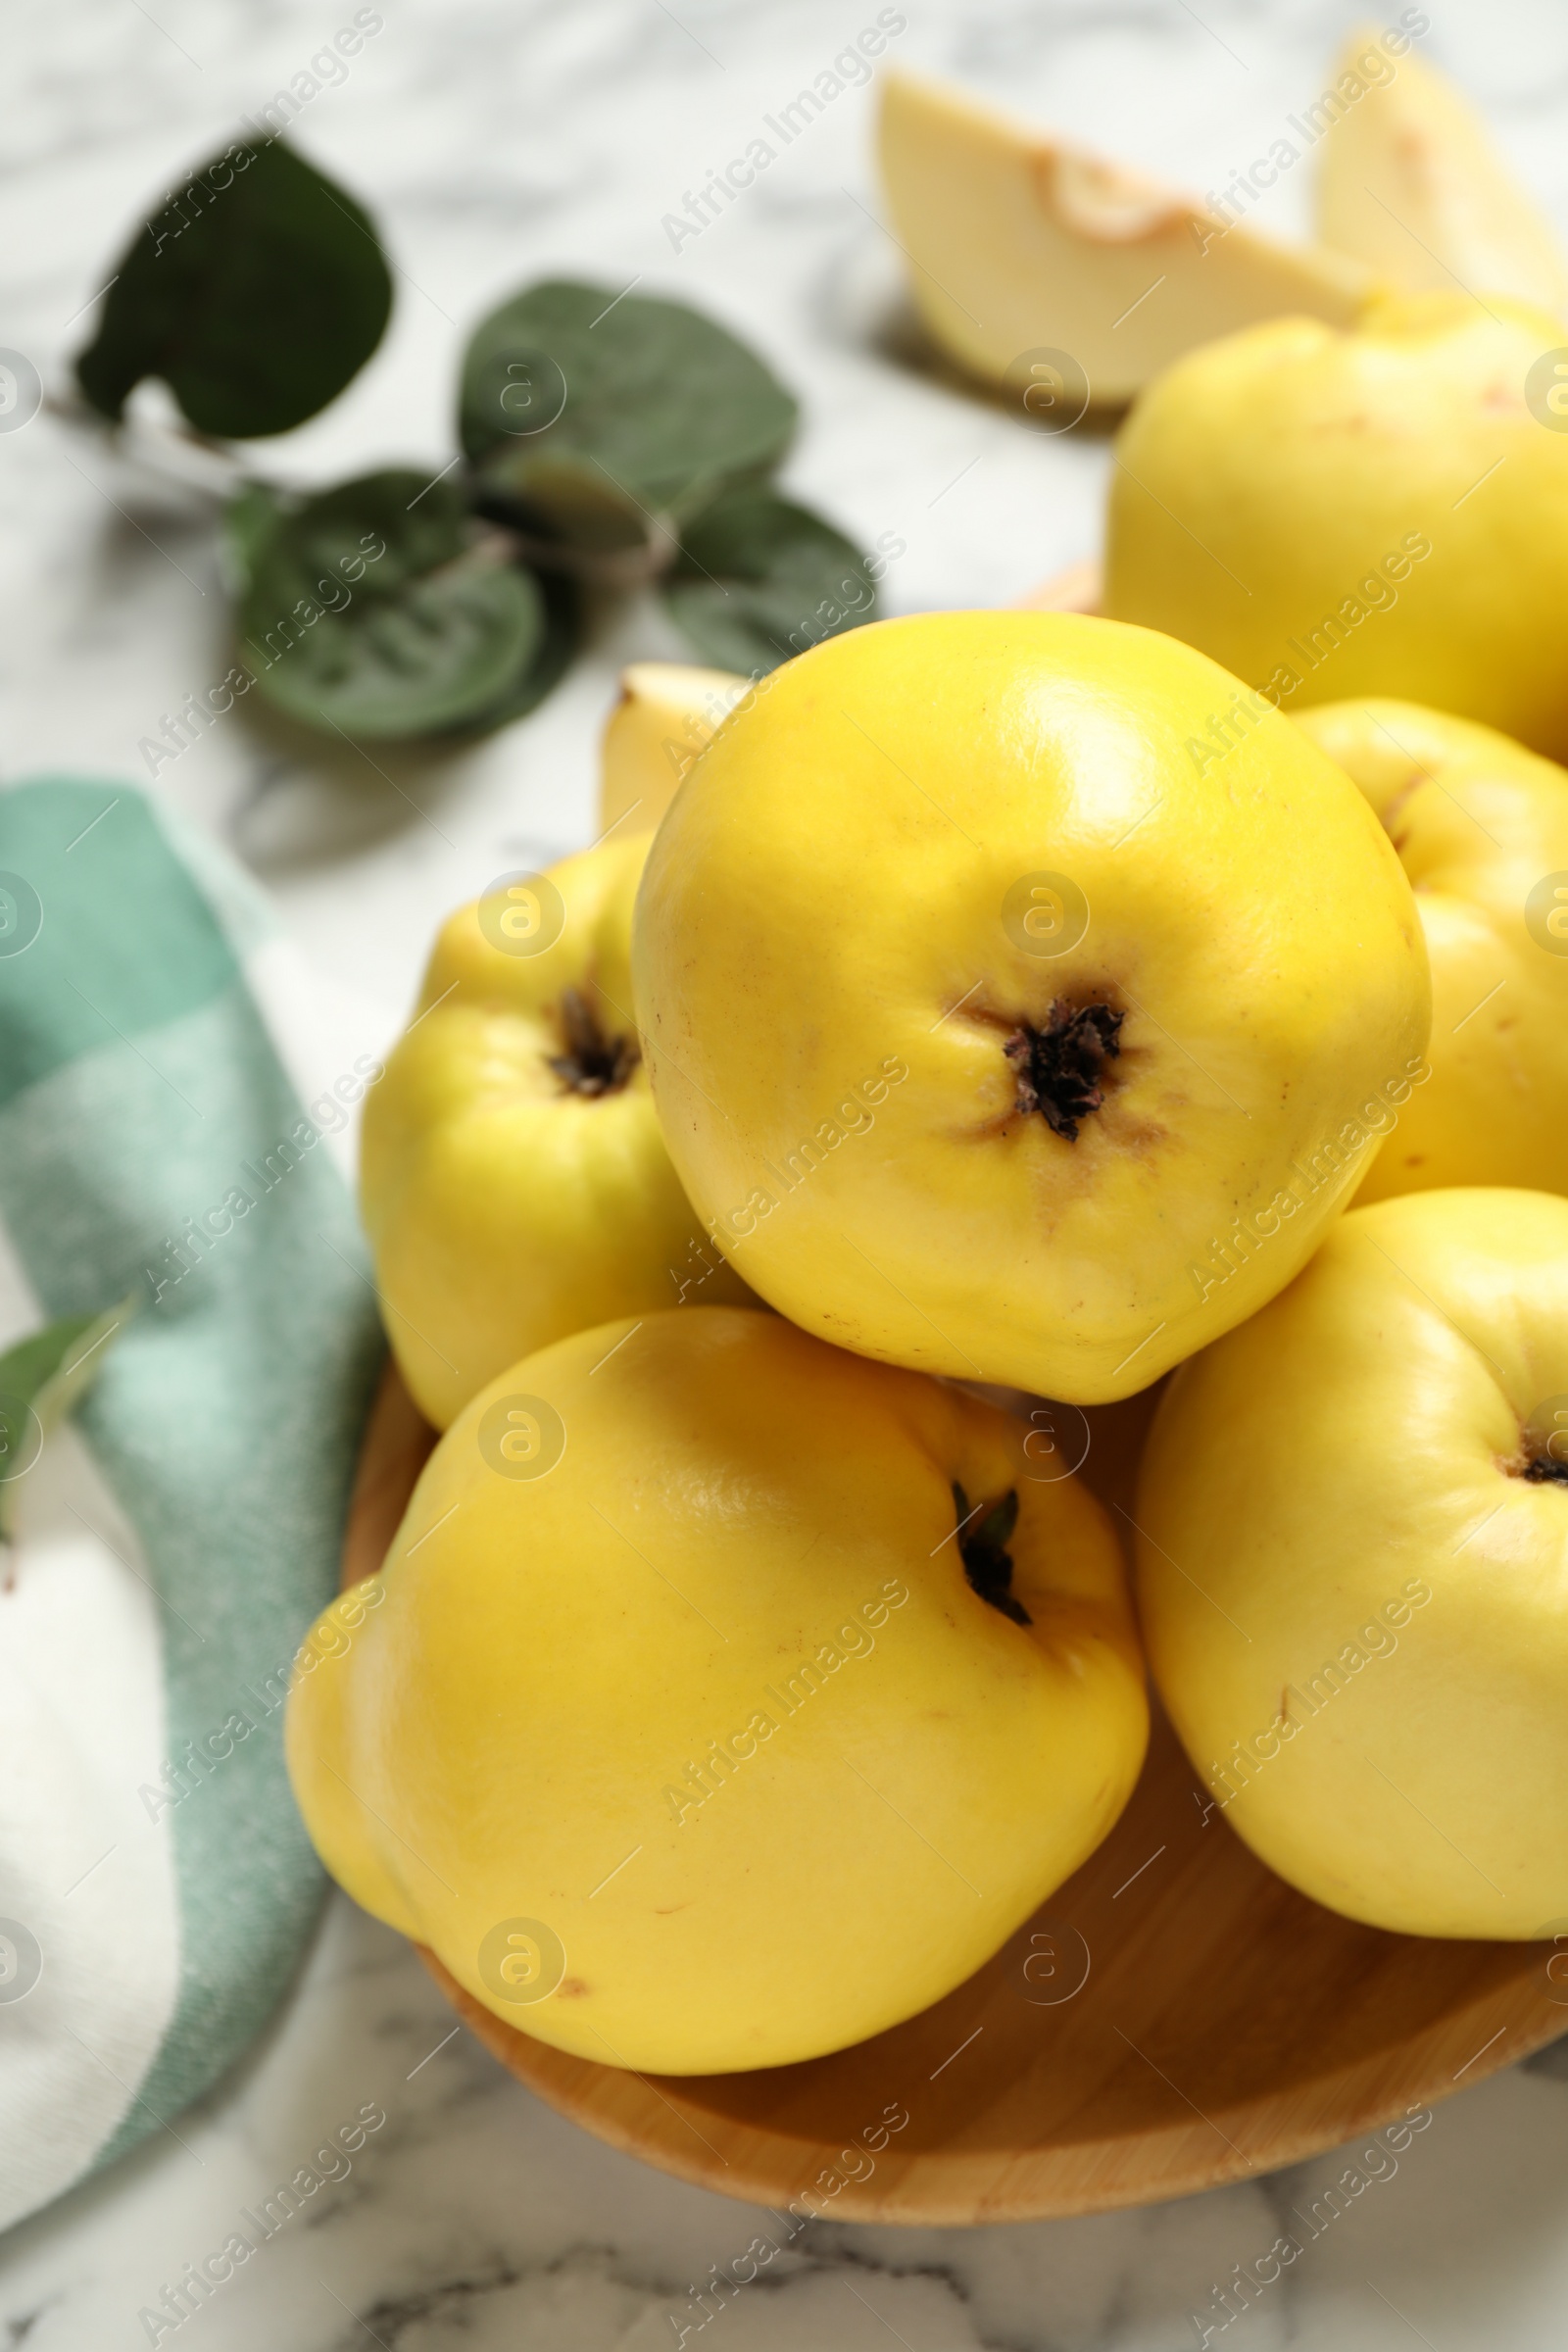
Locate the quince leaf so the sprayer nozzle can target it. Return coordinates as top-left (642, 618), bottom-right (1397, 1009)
top-left (460, 279), bottom-right (798, 551)
top-left (230, 470), bottom-right (551, 739)
top-left (446, 565), bottom-right (583, 735)
top-left (662, 486), bottom-right (878, 674)
top-left (76, 140), bottom-right (392, 439)
top-left (0, 1297), bottom-right (135, 1545)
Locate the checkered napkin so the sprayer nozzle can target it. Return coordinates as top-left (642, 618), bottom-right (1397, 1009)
top-left (0, 777), bottom-right (383, 2230)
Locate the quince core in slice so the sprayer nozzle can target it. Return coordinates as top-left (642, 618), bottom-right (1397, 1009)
top-left (876, 70), bottom-right (1376, 409)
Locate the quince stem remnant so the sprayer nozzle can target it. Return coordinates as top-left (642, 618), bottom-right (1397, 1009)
top-left (953, 1484), bottom-right (1030, 1625)
top-left (550, 986), bottom-right (640, 1098)
top-left (1005, 1003), bottom-right (1123, 1140)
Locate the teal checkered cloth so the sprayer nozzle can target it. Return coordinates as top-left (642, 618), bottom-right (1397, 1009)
top-left (0, 778), bottom-right (382, 2230)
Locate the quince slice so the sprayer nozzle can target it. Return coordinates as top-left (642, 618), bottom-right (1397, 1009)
top-left (877, 70), bottom-right (1376, 408)
top-left (599, 661), bottom-right (747, 839)
top-left (1315, 29), bottom-right (1568, 311)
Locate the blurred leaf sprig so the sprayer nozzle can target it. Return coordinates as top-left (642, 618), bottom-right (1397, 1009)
top-left (73, 138), bottom-right (885, 743)
top-left (0, 1298), bottom-right (134, 1548)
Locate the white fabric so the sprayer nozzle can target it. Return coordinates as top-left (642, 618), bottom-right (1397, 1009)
top-left (0, 1224), bottom-right (180, 2228)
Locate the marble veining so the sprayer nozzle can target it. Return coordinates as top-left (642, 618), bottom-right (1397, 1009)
top-left (12, 1892), bottom-right (1568, 2352)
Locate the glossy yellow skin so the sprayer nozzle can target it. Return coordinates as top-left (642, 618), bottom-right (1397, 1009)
top-left (361, 832), bottom-right (748, 1429)
top-left (1104, 293), bottom-right (1568, 760)
top-left (286, 1307), bottom-right (1149, 2073)
top-left (1297, 700), bottom-right (1568, 1201)
top-left (1137, 1189), bottom-right (1568, 1939)
top-left (632, 612), bottom-right (1430, 1402)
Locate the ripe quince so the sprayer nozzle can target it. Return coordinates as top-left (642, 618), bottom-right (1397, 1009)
top-left (285, 1306), bottom-right (1149, 2072)
top-left (1136, 1188), bottom-right (1568, 1938)
top-left (1297, 699), bottom-right (1568, 1200)
top-left (632, 612), bottom-right (1431, 1402)
top-left (1104, 292), bottom-right (1568, 760)
top-left (361, 831), bottom-right (748, 1430)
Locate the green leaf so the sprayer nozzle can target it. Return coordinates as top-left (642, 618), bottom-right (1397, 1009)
top-left (223, 477), bottom-right (279, 580)
top-left (76, 139), bottom-right (392, 438)
top-left (460, 280), bottom-right (797, 551)
top-left (448, 566), bottom-right (584, 735)
top-left (231, 469), bottom-right (551, 738)
top-left (662, 486), bottom-right (878, 673)
top-left (0, 1298), bottom-right (135, 1544)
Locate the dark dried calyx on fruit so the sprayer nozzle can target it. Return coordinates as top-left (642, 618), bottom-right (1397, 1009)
top-left (1523, 1450), bottom-right (1568, 1485)
top-left (1005, 1001), bottom-right (1123, 1140)
top-left (953, 1482), bottom-right (1030, 1625)
top-left (550, 985), bottom-right (639, 1097)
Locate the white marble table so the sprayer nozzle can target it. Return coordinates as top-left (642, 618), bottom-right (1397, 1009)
top-left (5, 0), bottom-right (1568, 2342)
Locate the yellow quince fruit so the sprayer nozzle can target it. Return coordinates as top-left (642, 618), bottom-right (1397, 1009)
top-left (285, 1306), bottom-right (1149, 2072)
top-left (360, 832), bottom-right (748, 1430)
top-left (631, 612), bottom-right (1430, 1402)
top-left (1136, 1187), bottom-right (1568, 1938)
top-left (1296, 699), bottom-right (1568, 1200)
top-left (1103, 292), bottom-right (1568, 760)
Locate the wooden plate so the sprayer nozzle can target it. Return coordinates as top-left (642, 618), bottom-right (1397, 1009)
top-left (341, 1363), bottom-right (1566, 2222)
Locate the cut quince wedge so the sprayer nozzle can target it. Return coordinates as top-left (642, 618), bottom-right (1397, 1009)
top-left (1315, 29), bottom-right (1568, 312)
top-left (598, 660), bottom-right (747, 840)
top-left (877, 70), bottom-right (1377, 408)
